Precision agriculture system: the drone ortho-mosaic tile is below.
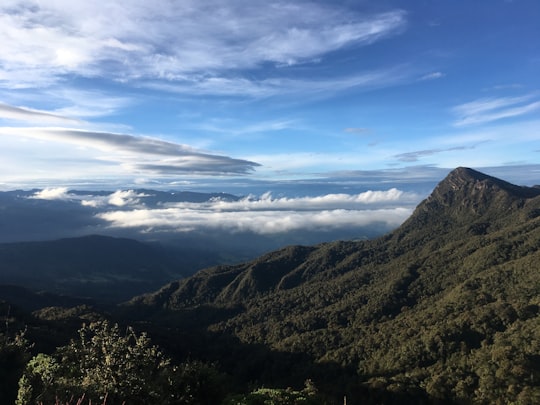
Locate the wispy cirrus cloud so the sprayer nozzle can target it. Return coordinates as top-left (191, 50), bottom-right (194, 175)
top-left (394, 145), bottom-right (473, 162)
top-left (452, 94), bottom-right (540, 127)
top-left (192, 119), bottom-right (299, 138)
top-left (0, 126), bottom-right (259, 175)
top-left (0, 1), bottom-right (406, 91)
top-left (419, 71), bottom-right (444, 81)
top-left (0, 89), bottom-right (134, 137)
top-left (0, 102), bottom-right (83, 125)
top-left (48, 89), bottom-right (134, 118)
top-left (143, 66), bottom-right (411, 98)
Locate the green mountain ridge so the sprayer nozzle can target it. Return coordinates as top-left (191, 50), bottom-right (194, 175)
top-left (130, 167), bottom-right (540, 309)
top-left (124, 167), bottom-right (540, 403)
top-left (0, 235), bottom-right (188, 303)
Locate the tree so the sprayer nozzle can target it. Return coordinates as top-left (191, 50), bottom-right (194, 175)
top-left (17, 320), bottom-right (226, 405)
top-left (223, 380), bottom-right (325, 405)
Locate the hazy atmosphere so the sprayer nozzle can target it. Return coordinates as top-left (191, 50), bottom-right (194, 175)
top-left (1, 0), bottom-right (539, 244)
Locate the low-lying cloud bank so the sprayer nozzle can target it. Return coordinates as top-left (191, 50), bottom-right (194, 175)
top-left (92, 189), bottom-right (418, 235)
top-left (29, 187), bottom-right (419, 237)
top-left (97, 206), bottom-right (412, 235)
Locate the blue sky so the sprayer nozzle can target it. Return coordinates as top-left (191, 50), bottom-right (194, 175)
top-left (0, 0), bottom-right (539, 191)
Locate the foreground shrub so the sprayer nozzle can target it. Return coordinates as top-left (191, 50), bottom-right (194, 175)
top-left (17, 320), bottom-right (225, 405)
top-left (224, 380), bottom-right (325, 405)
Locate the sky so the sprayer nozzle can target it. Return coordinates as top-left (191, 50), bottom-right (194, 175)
top-left (0, 0), bottom-right (539, 190)
top-left (0, 1), bottom-right (540, 244)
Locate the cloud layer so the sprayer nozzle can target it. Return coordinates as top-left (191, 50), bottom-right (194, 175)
top-left (0, 1), bottom-right (406, 90)
top-left (98, 206), bottom-right (412, 235)
top-left (0, 126), bottom-right (259, 175)
top-left (0, 102), bottom-right (83, 124)
top-left (29, 186), bottom-right (418, 236)
top-left (94, 189), bottom-right (418, 235)
top-left (0, 1), bottom-right (410, 183)
top-left (452, 95), bottom-right (540, 127)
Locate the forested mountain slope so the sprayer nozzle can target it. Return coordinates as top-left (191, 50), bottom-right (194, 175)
top-left (0, 235), bottom-right (187, 303)
top-left (128, 167), bottom-right (540, 403)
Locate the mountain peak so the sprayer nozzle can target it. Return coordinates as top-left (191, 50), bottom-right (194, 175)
top-left (394, 167), bottom-right (540, 242)
top-left (446, 166), bottom-right (491, 183)
top-left (432, 167), bottom-right (540, 204)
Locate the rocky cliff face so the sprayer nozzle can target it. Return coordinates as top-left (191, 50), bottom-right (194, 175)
top-left (423, 166), bottom-right (539, 213)
top-left (392, 167), bottom-right (540, 247)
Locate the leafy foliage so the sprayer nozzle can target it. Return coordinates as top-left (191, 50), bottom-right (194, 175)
top-left (17, 320), bottom-right (226, 405)
top-left (224, 380), bottom-right (323, 405)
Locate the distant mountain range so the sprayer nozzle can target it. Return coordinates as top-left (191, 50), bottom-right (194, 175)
top-left (0, 187), bottom-right (399, 279)
top-left (0, 235), bottom-right (193, 303)
top-left (124, 167), bottom-right (540, 403)
top-left (0, 190), bottom-right (249, 303)
top-left (0, 189), bottom-right (239, 243)
top-left (1, 167), bottom-right (539, 403)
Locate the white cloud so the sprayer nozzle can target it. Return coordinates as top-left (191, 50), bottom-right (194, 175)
top-left (107, 190), bottom-right (149, 207)
top-left (0, 102), bottom-right (83, 124)
top-left (29, 187), bottom-right (154, 209)
top-left (198, 188), bottom-right (415, 211)
top-left (0, 126), bottom-right (259, 175)
top-left (452, 95), bottom-right (540, 126)
top-left (420, 72), bottom-right (444, 81)
top-left (96, 189), bottom-right (418, 234)
top-left (49, 89), bottom-right (133, 118)
top-left (81, 190), bottom-right (151, 207)
top-left (143, 66), bottom-right (410, 98)
top-left (24, 187), bottom-right (420, 237)
top-left (193, 119), bottom-right (299, 137)
top-left (0, 1), bottom-right (406, 89)
top-left (31, 187), bottom-right (71, 200)
top-left (438, 119), bottom-right (540, 145)
top-left (98, 206), bottom-right (412, 235)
